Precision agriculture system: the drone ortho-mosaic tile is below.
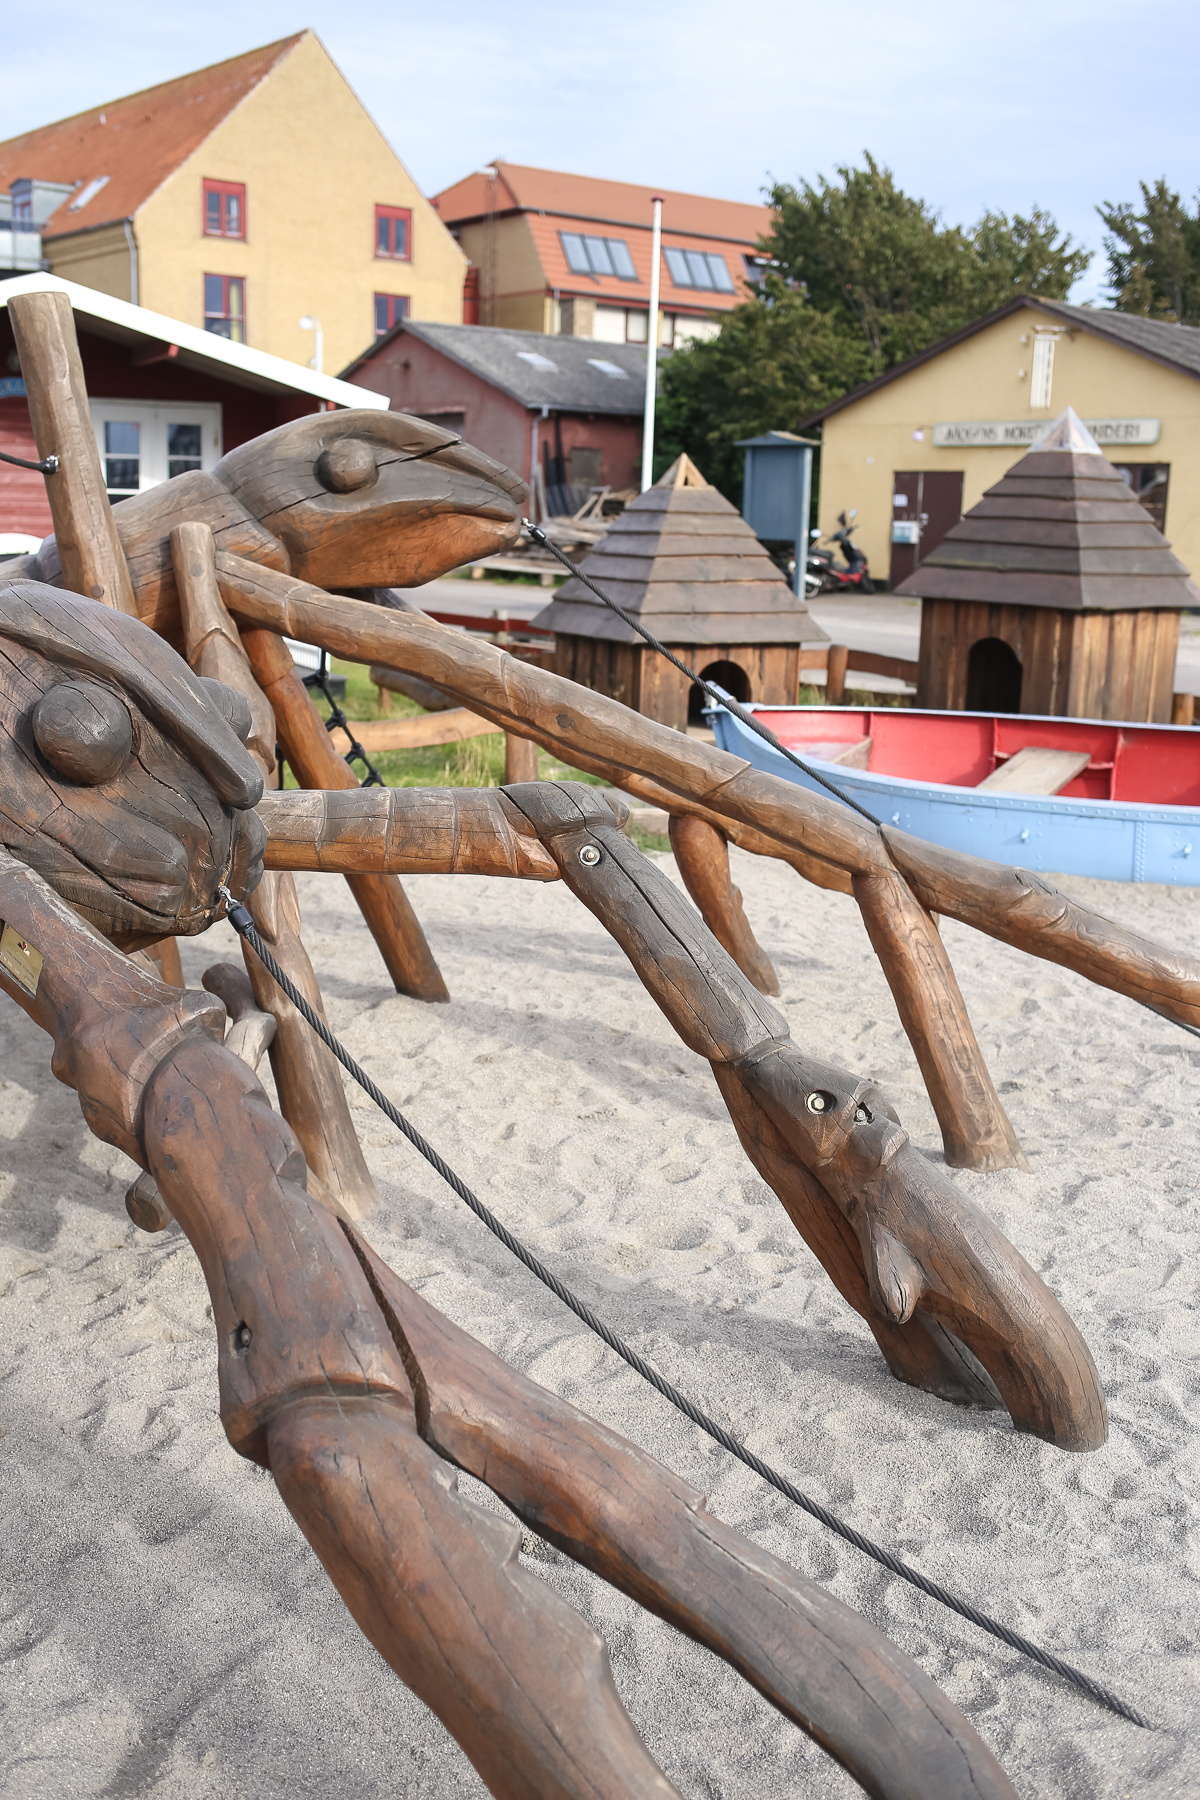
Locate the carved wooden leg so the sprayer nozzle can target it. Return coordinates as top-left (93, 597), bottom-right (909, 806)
top-left (504, 731), bottom-right (539, 784)
top-left (143, 937), bottom-right (185, 988)
top-left (853, 869), bottom-right (1026, 1172)
top-left (242, 868), bottom-right (381, 1220)
top-left (8, 291), bottom-right (138, 615)
top-left (240, 623), bottom-right (450, 1003)
top-left (668, 813), bottom-right (780, 995)
top-left (502, 783), bottom-right (1105, 1450)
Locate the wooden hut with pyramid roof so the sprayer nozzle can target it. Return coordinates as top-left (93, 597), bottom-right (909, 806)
top-left (532, 453), bottom-right (828, 730)
top-left (895, 408), bottom-right (1199, 722)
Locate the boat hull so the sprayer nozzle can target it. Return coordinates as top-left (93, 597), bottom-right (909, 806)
top-left (708, 705), bottom-right (1200, 886)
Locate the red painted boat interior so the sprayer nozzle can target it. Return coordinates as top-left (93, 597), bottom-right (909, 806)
top-left (761, 708), bottom-right (1200, 805)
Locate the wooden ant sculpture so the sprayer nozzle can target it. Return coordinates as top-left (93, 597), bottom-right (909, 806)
top-left (0, 577), bottom-right (1028, 1800)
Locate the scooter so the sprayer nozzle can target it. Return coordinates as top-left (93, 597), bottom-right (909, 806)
top-left (808, 511), bottom-right (874, 595)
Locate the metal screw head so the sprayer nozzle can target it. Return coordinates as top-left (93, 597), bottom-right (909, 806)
top-left (806, 1090), bottom-right (836, 1114)
top-left (578, 844), bottom-right (601, 866)
top-left (235, 1323), bottom-right (252, 1350)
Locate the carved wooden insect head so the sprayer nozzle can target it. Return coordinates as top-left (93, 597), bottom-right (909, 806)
top-left (0, 580), bottom-right (264, 948)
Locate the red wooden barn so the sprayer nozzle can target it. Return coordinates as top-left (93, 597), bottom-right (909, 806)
top-left (340, 320), bottom-right (645, 508)
top-left (0, 272), bottom-right (383, 553)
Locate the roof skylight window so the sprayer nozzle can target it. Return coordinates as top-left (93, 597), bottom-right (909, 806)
top-left (69, 176), bottom-right (111, 213)
top-left (517, 350), bottom-right (558, 371)
top-left (587, 359), bottom-right (629, 379)
top-left (560, 231), bottom-right (638, 281)
top-left (664, 247), bottom-right (736, 293)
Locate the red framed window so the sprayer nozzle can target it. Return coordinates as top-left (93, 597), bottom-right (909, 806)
top-left (374, 293), bottom-right (409, 338)
top-left (375, 205), bottom-right (411, 260)
top-left (203, 179), bottom-right (246, 239)
top-left (204, 274), bottom-right (245, 342)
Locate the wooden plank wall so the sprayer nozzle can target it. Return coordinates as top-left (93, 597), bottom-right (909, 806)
top-left (555, 636), bottom-right (802, 730)
top-left (916, 600), bottom-right (1180, 723)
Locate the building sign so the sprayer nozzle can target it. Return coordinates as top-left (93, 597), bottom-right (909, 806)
top-left (932, 417), bottom-right (1159, 449)
top-left (0, 378), bottom-right (27, 398)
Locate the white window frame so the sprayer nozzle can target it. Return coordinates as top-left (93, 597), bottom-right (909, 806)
top-left (1029, 334), bottom-right (1058, 410)
top-left (88, 399), bottom-right (223, 497)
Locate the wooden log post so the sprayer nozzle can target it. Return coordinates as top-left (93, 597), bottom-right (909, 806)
top-left (504, 732), bottom-right (539, 784)
top-left (7, 290), bottom-right (137, 615)
top-left (214, 563), bottom-right (1036, 1170)
top-left (238, 622), bottom-right (450, 1004)
top-left (826, 643), bottom-right (849, 704)
top-left (668, 814), bottom-right (780, 996)
top-left (169, 523), bottom-right (382, 1219)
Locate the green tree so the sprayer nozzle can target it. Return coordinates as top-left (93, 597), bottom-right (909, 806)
top-left (765, 157), bottom-right (1088, 374)
top-left (657, 157), bottom-right (1086, 503)
top-left (655, 277), bottom-right (864, 502)
top-left (1098, 178), bottom-right (1200, 324)
top-left (969, 207), bottom-right (1092, 313)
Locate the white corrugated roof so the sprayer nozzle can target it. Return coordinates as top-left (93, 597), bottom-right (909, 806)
top-left (0, 272), bottom-right (388, 410)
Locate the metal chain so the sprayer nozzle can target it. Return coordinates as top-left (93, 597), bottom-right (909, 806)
top-left (302, 650), bottom-right (384, 787)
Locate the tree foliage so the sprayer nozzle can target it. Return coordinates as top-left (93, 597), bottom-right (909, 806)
top-left (654, 278), bottom-right (862, 500)
top-left (1098, 178), bottom-right (1200, 324)
top-left (657, 155), bottom-right (1088, 499)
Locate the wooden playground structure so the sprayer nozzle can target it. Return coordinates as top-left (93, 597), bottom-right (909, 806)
top-left (2, 290), bottom-right (1195, 1795)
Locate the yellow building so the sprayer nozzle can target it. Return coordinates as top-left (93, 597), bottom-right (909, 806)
top-left (0, 33), bottom-right (466, 378)
top-left (799, 298), bottom-right (1200, 592)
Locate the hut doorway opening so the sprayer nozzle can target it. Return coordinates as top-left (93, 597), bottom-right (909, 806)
top-left (690, 659), bottom-right (750, 723)
top-left (966, 638), bottom-right (1023, 714)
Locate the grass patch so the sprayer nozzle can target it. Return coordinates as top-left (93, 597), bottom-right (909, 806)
top-left (291, 658), bottom-right (608, 792)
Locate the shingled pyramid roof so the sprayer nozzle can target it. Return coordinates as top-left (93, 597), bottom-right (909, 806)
top-left (894, 408), bottom-right (1200, 612)
top-left (533, 455), bottom-right (828, 646)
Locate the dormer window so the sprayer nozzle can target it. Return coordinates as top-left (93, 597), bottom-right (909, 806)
top-left (204, 180), bottom-right (245, 239)
top-left (376, 205), bottom-right (411, 260)
top-left (664, 247), bottom-right (735, 293)
top-left (560, 232), bottom-right (637, 280)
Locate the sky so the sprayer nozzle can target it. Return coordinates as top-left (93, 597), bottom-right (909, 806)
top-left (7, 0), bottom-right (1200, 303)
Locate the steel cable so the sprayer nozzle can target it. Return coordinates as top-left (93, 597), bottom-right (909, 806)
top-left (218, 882), bottom-right (1149, 1731)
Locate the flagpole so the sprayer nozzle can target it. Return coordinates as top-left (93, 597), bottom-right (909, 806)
top-left (640, 196), bottom-right (663, 491)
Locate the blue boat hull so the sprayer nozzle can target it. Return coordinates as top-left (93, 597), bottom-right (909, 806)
top-left (708, 706), bottom-right (1200, 886)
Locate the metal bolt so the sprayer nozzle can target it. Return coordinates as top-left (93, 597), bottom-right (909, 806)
top-left (235, 1323), bottom-right (252, 1350)
top-left (806, 1091), bottom-right (835, 1114)
top-left (578, 844), bottom-right (601, 866)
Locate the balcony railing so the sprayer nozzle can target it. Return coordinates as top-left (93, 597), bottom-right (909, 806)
top-left (0, 226), bottom-right (49, 273)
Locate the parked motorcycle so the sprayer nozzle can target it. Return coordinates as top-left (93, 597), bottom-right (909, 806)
top-left (808, 511), bottom-right (874, 595)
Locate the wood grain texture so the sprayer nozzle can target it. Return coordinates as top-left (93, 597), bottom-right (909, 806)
top-left (504, 731), bottom-right (539, 784)
top-left (242, 867), bottom-right (381, 1220)
top-left (239, 621), bottom-right (449, 1004)
top-left (976, 747), bottom-right (1090, 795)
top-left (503, 784), bottom-right (1103, 1448)
top-left (257, 787), bottom-right (558, 880)
top-left (883, 827), bottom-right (1200, 1031)
top-left (7, 291), bottom-right (137, 616)
top-left (214, 564), bottom-right (1032, 1166)
top-left (166, 524), bottom-right (381, 1216)
top-left (852, 869), bottom-right (1027, 1172)
top-left (668, 814), bottom-right (780, 995)
top-left (357, 1235), bottom-right (1021, 1800)
top-left (0, 580), bottom-right (265, 949)
top-left (343, 707), bottom-right (498, 753)
top-left (8, 410), bottom-right (529, 645)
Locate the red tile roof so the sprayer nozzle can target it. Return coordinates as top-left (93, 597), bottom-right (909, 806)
top-left (433, 161), bottom-right (771, 314)
top-left (433, 161), bottom-right (771, 246)
top-left (0, 34), bottom-right (305, 240)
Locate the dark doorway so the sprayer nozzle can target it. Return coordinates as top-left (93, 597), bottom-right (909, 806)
top-left (889, 469), bottom-right (964, 588)
top-left (966, 637), bottom-right (1023, 714)
top-left (690, 658), bottom-right (750, 723)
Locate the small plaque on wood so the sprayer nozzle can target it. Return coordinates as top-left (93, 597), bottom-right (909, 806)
top-left (0, 922), bottom-right (43, 996)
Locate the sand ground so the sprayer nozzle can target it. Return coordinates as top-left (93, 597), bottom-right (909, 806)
top-left (2, 844), bottom-right (1198, 1798)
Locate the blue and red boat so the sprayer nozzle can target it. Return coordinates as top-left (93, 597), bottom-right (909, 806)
top-left (707, 703), bottom-right (1200, 885)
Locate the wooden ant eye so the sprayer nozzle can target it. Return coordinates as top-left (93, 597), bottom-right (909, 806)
top-left (315, 439), bottom-right (378, 493)
top-left (32, 681), bottom-right (132, 785)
